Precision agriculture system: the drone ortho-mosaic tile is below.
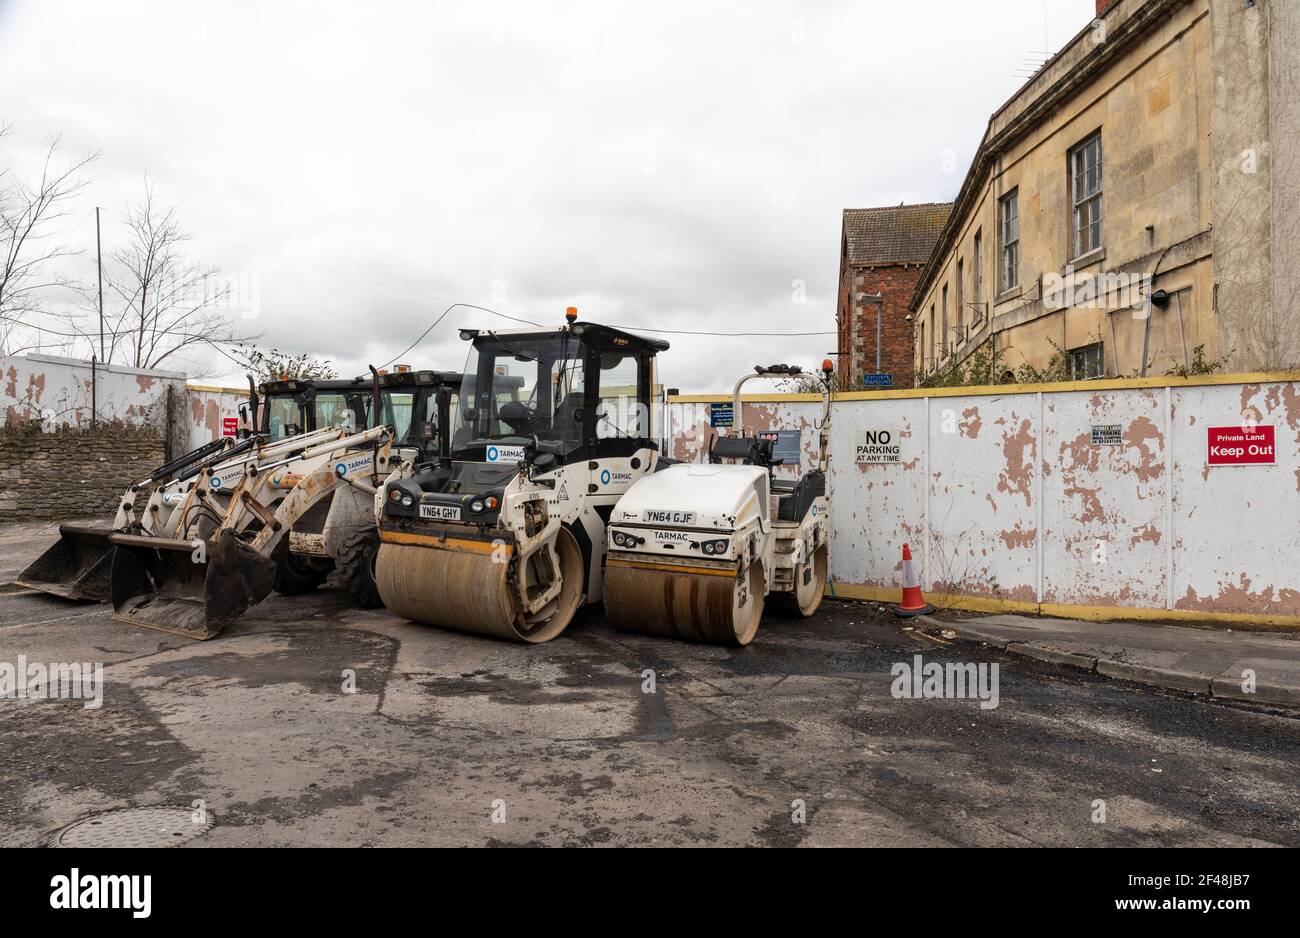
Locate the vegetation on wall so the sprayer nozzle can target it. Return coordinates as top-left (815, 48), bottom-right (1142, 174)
top-left (232, 345), bottom-right (338, 383)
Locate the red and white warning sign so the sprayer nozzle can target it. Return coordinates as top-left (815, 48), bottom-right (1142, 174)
top-left (222, 416), bottom-right (239, 437)
top-left (1206, 425), bottom-right (1275, 466)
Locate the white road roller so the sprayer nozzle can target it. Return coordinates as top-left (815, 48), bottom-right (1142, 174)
top-left (602, 362), bottom-right (833, 645)
top-left (373, 309), bottom-right (670, 643)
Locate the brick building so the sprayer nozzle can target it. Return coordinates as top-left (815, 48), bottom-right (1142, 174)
top-left (836, 203), bottom-right (951, 389)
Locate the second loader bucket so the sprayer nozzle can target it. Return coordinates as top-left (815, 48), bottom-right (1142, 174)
top-left (16, 522), bottom-right (118, 602)
top-left (109, 532), bottom-right (279, 640)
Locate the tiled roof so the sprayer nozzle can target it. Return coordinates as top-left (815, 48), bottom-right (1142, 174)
top-left (842, 203), bottom-right (953, 267)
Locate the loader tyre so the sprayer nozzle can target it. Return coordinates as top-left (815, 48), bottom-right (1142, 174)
top-left (336, 527), bottom-right (383, 608)
top-left (274, 549), bottom-right (330, 595)
top-left (772, 545), bottom-right (827, 618)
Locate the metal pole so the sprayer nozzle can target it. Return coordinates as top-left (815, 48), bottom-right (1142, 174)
top-left (1140, 301), bottom-right (1152, 377)
top-left (96, 207), bottom-right (104, 361)
top-left (876, 302), bottom-right (882, 374)
top-left (1174, 291), bottom-right (1188, 372)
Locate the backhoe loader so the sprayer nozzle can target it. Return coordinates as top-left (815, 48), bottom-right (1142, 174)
top-left (14, 378), bottom-right (309, 602)
top-left (17, 368), bottom-right (458, 605)
top-left (109, 368), bottom-right (460, 639)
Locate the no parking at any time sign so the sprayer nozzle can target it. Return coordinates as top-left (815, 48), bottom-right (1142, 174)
top-left (1206, 425), bottom-right (1275, 466)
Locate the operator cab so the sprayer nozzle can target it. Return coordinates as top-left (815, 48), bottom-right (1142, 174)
top-left (256, 379), bottom-right (310, 440)
top-left (450, 319), bottom-right (668, 467)
top-left (382, 315), bottom-right (668, 524)
top-left (256, 371), bottom-right (461, 463)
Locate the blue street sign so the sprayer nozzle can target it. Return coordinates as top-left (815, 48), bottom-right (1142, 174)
top-left (862, 373), bottom-right (894, 388)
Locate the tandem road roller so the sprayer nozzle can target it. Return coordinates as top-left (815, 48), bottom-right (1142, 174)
top-left (603, 362), bottom-right (833, 645)
top-left (374, 309), bottom-right (669, 643)
top-left (373, 310), bottom-right (834, 646)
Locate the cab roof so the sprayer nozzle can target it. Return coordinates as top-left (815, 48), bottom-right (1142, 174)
top-left (471, 322), bottom-right (669, 354)
top-left (259, 371), bottom-right (463, 395)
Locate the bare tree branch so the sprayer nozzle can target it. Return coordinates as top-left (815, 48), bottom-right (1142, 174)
top-left (79, 181), bottom-right (257, 370)
top-left (0, 129), bottom-right (98, 355)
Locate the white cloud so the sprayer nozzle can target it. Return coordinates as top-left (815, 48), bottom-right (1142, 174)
top-left (0, 0), bottom-right (1096, 389)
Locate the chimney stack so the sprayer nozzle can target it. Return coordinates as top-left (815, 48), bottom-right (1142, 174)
top-left (1096, 0), bottom-right (1119, 15)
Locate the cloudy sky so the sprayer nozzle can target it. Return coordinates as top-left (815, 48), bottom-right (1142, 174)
top-left (1, 0), bottom-right (1096, 391)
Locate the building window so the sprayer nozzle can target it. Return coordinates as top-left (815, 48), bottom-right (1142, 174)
top-left (955, 259), bottom-right (965, 343)
top-left (1068, 342), bottom-right (1105, 380)
top-left (1000, 190), bottom-right (1019, 292)
top-left (918, 322), bottom-right (925, 374)
top-left (973, 229), bottom-right (984, 319)
top-left (928, 304), bottom-right (936, 369)
top-left (941, 284), bottom-right (949, 357)
top-left (1071, 132), bottom-right (1103, 258)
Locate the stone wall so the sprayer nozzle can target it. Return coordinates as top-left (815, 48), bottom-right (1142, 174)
top-left (0, 424), bottom-right (165, 522)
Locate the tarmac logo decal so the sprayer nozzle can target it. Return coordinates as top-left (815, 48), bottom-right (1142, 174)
top-left (487, 445), bottom-right (526, 464)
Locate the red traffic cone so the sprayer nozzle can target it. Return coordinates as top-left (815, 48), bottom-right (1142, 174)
top-left (892, 544), bottom-right (935, 617)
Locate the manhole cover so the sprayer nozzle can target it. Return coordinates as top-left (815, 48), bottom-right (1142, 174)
top-left (50, 806), bottom-right (215, 848)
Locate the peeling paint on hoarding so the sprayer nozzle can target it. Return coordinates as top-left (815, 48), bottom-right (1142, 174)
top-left (667, 375), bottom-right (1300, 623)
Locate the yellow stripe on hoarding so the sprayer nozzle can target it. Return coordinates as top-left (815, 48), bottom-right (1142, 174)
top-left (828, 583), bottom-right (1300, 631)
top-left (667, 370), bottom-right (1300, 404)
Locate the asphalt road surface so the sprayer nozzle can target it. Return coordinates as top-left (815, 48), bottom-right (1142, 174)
top-left (3, 571), bottom-right (1296, 847)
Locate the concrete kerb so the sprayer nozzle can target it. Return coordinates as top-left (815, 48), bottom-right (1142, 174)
top-left (1008, 642), bottom-right (1099, 671)
top-left (1210, 676), bottom-right (1300, 709)
top-left (916, 615), bottom-right (1299, 710)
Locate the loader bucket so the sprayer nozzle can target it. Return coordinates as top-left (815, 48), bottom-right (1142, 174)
top-left (15, 522), bottom-right (118, 602)
top-left (109, 533), bottom-right (278, 640)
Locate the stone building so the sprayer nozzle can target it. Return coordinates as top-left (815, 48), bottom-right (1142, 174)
top-left (836, 203), bottom-right (951, 389)
top-left (911, 0), bottom-right (1300, 382)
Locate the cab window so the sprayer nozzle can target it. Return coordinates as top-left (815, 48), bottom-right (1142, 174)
top-left (596, 352), bottom-right (644, 440)
top-left (264, 396), bottom-right (303, 440)
top-left (314, 393), bottom-right (357, 431)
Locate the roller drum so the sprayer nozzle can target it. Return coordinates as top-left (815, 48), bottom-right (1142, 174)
top-left (605, 558), bottom-right (765, 646)
top-left (374, 527), bottom-right (583, 644)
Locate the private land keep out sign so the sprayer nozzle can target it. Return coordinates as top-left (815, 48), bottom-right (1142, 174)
top-left (1206, 425), bottom-right (1275, 466)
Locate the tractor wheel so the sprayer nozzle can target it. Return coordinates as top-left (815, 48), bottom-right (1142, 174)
top-left (336, 527), bottom-right (384, 608)
top-left (275, 549), bottom-right (331, 595)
